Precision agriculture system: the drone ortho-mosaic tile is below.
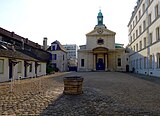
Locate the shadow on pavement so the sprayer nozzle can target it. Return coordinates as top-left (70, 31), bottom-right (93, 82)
top-left (125, 72), bottom-right (160, 85)
top-left (40, 87), bottom-right (157, 116)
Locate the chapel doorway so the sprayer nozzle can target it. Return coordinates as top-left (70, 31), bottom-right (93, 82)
top-left (96, 58), bottom-right (105, 70)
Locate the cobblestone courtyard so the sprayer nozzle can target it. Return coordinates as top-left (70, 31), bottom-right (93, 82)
top-left (0, 72), bottom-right (160, 115)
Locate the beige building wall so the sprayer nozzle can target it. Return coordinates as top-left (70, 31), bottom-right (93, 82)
top-left (86, 35), bottom-right (115, 50)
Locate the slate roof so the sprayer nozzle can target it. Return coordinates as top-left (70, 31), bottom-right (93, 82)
top-left (17, 48), bottom-right (50, 62)
top-left (0, 27), bottom-right (41, 49)
top-left (0, 46), bottom-right (37, 61)
top-left (0, 41), bottom-right (50, 62)
top-left (0, 27), bottom-right (51, 62)
top-left (48, 40), bottom-right (67, 52)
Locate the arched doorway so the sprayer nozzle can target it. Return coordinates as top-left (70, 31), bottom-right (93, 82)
top-left (93, 47), bottom-right (108, 71)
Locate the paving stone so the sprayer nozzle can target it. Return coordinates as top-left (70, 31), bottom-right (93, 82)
top-left (0, 72), bottom-right (160, 115)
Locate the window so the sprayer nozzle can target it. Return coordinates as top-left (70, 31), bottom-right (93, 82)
top-left (63, 55), bottom-right (64, 61)
top-left (139, 25), bottom-right (142, 34)
top-left (149, 55), bottom-right (152, 69)
top-left (140, 58), bottom-right (142, 69)
top-left (157, 53), bottom-right (160, 68)
top-left (81, 59), bottom-right (84, 67)
top-left (148, 13), bottom-right (152, 25)
top-left (136, 16), bottom-right (138, 23)
top-left (144, 37), bottom-right (146, 48)
top-left (130, 36), bottom-right (132, 43)
top-left (143, 20), bottom-right (146, 31)
top-left (17, 61), bottom-right (22, 73)
top-left (117, 58), bottom-right (121, 67)
top-left (133, 21), bottom-right (135, 26)
top-left (133, 33), bottom-right (135, 40)
top-left (139, 10), bottom-right (141, 19)
top-left (144, 57), bottom-right (147, 69)
top-left (136, 30), bottom-right (138, 38)
top-left (133, 45), bottom-right (135, 51)
top-left (29, 63), bottom-right (32, 72)
top-left (97, 38), bottom-right (104, 45)
top-left (52, 46), bottom-right (55, 50)
top-left (136, 59), bottom-right (138, 69)
top-left (143, 3), bottom-right (145, 13)
top-left (139, 41), bottom-right (142, 50)
top-left (148, 0), bottom-right (151, 5)
top-left (155, 4), bottom-right (159, 18)
top-left (130, 25), bottom-right (132, 31)
top-left (0, 59), bottom-right (4, 74)
top-left (149, 33), bottom-right (152, 45)
top-left (156, 27), bottom-right (160, 40)
top-left (133, 60), bottom-right (135, 68)
top-left (53, 54), bottom-right (57, 60)
top-left (136, 43), bottom-right (138, 51)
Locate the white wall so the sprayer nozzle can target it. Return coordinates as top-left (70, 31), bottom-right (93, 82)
top-left (13, 60), bottom-right (24, 79)
top-left (36, 62), bottom-right (46, 76)
top-left (0, 57), bottom-right (9, 82)
top-left (26, 61), bottom-right (36, 78)
top-left (49, 50), bottom-right (68, 72)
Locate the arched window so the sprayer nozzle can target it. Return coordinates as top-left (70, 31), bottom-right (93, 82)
top-left (97, 38), bottom-right (104, 45)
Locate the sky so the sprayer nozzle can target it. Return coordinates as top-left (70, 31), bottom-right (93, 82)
top-left (0, 0), bottom-right (137, 47)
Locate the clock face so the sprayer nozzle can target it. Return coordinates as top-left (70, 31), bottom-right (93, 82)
top-left (99, 18), bottom-right (102, 21)
top-left (97, 28), bottom-right (103, 34)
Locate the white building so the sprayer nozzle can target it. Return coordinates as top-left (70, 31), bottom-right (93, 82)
top-left (47, 40), bottom-right (68, 72)
top-left (78, 10), bottom-right (129, 72)
top-left (0, 41), bottom-right (47, 82)
top-left (63, 44), bottom-right (78, 60)
top-left (128, 0), bottom-right (160, 77)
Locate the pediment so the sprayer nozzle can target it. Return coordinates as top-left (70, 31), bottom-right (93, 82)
top-left (86, 28), bottom-right (116, 36)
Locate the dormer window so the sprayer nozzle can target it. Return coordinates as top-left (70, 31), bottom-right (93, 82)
top-left (52, 46), bottom-right (55, 50)
top-left (97, 38), bottom-right (104, 45)
top-left (52, 44), bottom-right (57, 51)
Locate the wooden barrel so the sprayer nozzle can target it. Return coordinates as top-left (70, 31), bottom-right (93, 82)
top-left (63, 76), bottom-right (83, 95)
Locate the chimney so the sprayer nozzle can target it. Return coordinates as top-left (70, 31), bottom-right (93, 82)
top-left (43, 37), bottom-right (47, 50)
top-left (26, 38), bottom-right (28, 43)
top-left (11, 32), bottom-right (14, 37)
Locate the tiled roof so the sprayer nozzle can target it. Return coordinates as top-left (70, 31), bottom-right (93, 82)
top-left (17, 48), bottom-right (50, 62)
top-left (0, 47), bottom-right (37, 61)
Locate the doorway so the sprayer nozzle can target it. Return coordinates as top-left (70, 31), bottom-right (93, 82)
top-left (96, 58), bottom-right (105, 70)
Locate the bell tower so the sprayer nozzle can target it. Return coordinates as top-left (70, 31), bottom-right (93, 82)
top-left (97, 9), bottom-right (103, 25)
top-left (95, 9), bottom-right (106, 29)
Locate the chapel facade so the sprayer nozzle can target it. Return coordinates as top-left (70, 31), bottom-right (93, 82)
top-left (78, 10), bottom-right (129, 72)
